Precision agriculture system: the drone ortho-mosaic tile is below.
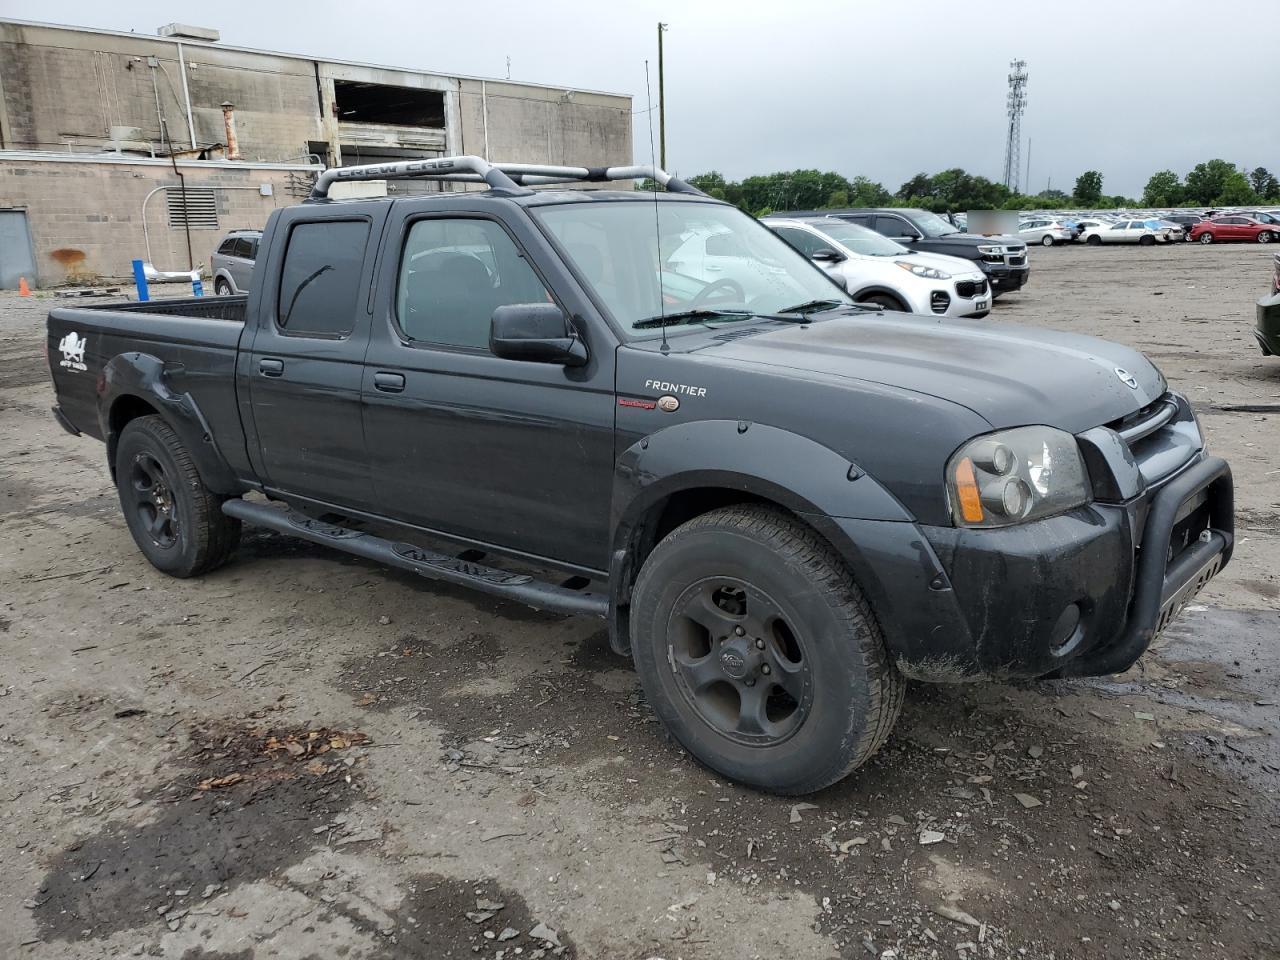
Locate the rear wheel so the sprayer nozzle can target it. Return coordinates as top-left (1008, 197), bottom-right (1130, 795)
top-left (630, 505), bottom-right (903, 794)
top-left (1086, 234), bottom-right (1102, 246)
top-left (115, 416), bottom-right (240, 578)
top-left (214, 278), bottom-right (231, 296)
top-left (1041, 234), bottom-right (1055, 247)
top-left (1199, 232), bottom-right (1214, 244)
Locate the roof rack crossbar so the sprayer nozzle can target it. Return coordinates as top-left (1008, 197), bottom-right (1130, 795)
top-left (308, 155), bottom-right (705, 199)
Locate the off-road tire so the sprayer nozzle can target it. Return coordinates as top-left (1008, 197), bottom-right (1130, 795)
top-left (115, 415), bottom-right (240, 578)
top-left (630, 505), bottom-right (904, 794)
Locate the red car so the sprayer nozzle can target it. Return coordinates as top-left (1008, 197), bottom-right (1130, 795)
top-left (1190, 216), bottom-right (1280, 244)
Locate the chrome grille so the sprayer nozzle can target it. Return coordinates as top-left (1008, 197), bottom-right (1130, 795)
top-left (1107, 394), bottom-right (1201, 487)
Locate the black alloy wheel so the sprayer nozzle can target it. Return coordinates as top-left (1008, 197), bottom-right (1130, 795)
top-left (667, 577), bottom-right (812, 745)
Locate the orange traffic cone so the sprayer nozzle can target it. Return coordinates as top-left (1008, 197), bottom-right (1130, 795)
top-left (18, 276), bottom-right (31, 296)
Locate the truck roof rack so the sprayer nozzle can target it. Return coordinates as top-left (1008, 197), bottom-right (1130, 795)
top-left (308, 155), bottom-right (704, 201)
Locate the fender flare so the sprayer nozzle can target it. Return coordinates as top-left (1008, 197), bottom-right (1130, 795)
top-left (99, 352), bottom-right (240, 494)
top-left (606, 419), bottom-right (914, 654)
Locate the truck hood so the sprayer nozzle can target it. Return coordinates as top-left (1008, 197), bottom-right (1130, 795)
top-left (705, 312), bottom-right (1166, 433)
top-left (933, 232), bottom-right (1025, 248)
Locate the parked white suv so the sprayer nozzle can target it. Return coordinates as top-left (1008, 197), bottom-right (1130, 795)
top-left (1018, 218), bottom-right (1075, 247)
top-left (765, 218), bottom-right (991, 318)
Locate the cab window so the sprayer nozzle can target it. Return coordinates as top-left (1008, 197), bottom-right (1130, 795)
top-left (276, 219), bottom-right (370, 338)
top-left (396, 218), bottom-right (552, 350)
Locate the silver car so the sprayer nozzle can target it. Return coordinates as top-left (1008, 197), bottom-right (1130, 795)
top-left (211, 229), bottom-right (261, 295)
top-left (1018, 218), bottom-right (1074, 247)
top-left (1082, 219), bottom-right (1174, 246)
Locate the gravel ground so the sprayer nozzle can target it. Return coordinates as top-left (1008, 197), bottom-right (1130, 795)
top-left (1, 241), bottom-right (1278, 960)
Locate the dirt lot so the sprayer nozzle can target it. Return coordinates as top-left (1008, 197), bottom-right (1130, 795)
top-left (1, 242), bottom-right (1278, 960)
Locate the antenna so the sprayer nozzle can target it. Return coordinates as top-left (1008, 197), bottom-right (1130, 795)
top-left (643, 58), bottom-right (668, 353)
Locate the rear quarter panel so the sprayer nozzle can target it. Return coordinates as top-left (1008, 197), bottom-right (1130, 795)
top-left (47, 300), bottom-right (252, 480)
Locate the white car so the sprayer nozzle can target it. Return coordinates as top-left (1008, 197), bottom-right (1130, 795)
top-left (1082, 218), bottom-right (1174, 246)
top-left (1018, 218), bottom-right (1075, 247)
top-left (764, 218), bottom-right (991, 318)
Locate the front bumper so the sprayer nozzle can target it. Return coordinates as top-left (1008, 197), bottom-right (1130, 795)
top-left (1256, 290), bottom-right (1280, 356)
top-left (832, 455), bottom-right (1233, 681)
top-left (979, 260), bottom-right (1030, 292)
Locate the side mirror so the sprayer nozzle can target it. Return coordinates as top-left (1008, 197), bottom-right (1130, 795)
top-left (490, 303), bottom-right (588, 366)
top-left (811, 249), bottom-right (845, 263)
top-left (891, 234), bottom-right (920, 243)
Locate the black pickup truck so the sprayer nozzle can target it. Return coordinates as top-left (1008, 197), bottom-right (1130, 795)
top-left (46, 157), bottom-right (1233, 795)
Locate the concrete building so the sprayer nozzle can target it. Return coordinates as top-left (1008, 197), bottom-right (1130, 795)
top-left (0, 18), bottom-right (633, 286)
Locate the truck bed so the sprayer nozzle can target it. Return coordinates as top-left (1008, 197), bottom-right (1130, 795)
top-left (47, 295), bottom-right (252, 480)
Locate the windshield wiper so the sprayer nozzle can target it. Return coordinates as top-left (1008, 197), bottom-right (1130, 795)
top-left (776, 298), bottom-right (847, 316)
top-left (633, 308), bottom-right (754, 330)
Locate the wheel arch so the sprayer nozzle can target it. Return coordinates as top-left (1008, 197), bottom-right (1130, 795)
top-left (606, 420), bottom-right (912, 655)
top-left (100, 352), bottom-right (240, 494)
top-left (850, 286), bottom-right (909, 311)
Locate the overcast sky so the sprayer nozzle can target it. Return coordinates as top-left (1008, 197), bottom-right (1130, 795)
top-left (7, 0), bottom-right (1278, 196)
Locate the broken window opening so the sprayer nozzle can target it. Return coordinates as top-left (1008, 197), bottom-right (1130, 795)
top-left (334, 81), bottom-right (446, 127)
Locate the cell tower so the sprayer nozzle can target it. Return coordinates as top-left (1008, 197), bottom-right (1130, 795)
top-left (1002, 59), bottom-right (1028, 193)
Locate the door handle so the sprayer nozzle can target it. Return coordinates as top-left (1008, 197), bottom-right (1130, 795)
top-left (258, 358), bottom-right (284, 376)
top-left (373, 371), bottom-right (405, 393)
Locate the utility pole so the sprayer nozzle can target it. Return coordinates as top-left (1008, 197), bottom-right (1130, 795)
top-left (657, 22), bottom-right (668, 170)
top-left (1024, 138), bottom-right (1032, 198)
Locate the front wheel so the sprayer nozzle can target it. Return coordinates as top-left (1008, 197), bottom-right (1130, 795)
top-left (1259, 231), bottom-right (1274, 244)
top-left (115, 415), bottom-right (241, 578)
top-left (630, 505), bottom-right (903, 794)
top-left (858, 292), bottom-right (908, 312)
top-left (1041, 234), bottom-right (1055, 247)
top-left (1199, 232), bottom-right (1214, 244)
top-left (214, 278), bottom-right (232, 296)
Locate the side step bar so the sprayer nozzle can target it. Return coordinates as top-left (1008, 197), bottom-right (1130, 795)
top-left (222, 499), bottom-right (607, 619)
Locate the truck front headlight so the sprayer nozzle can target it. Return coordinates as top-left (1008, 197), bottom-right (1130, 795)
top-left (947, 426), bottom-right (1091, 527)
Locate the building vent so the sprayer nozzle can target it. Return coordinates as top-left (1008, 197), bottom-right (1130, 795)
top-left (166, 188), bottom-right (219, 229)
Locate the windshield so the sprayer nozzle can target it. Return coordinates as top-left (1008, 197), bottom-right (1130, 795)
top-left (911, 210), bottom-right (960, 237)
top-left (533, 201), bottom-right (852, 334)
top-left (808, 221), bottom-right (908, 257)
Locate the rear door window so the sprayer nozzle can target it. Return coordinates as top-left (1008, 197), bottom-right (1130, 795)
top-left (217, 238), bottom-right (236, 255)
top-left (276, 219), bottom-right (371, 338)
top-left (875, 215), bottom-right (913, 238)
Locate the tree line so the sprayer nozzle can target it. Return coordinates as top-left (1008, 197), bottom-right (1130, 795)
top-left (682, 160), bottom-right (1279, 217)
